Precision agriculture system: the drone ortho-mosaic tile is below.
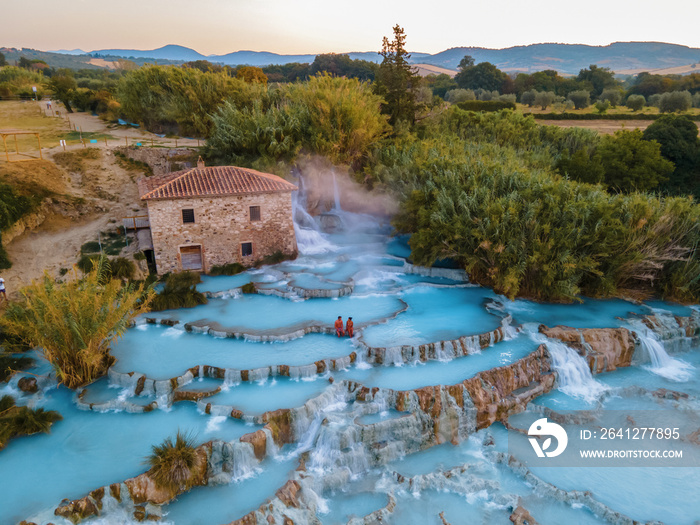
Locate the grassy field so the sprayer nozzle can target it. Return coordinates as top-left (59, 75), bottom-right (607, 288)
top-left (519, 103), bottom-right (700, 117)
top-left (0, 100), bottom-right (70, 157)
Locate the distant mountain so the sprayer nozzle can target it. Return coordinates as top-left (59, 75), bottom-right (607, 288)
top-left (92, 44), bottom-right (206, 62)
top-left (16, 42), bottom-right (700, 75)
top-left (88, 46), bottom-right (431, 67)
top-left (49, 48), bottom-right (86, 55)
top-left (422, 42), bottom-right (700, 75)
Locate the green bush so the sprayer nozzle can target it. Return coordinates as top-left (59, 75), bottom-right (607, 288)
top-left (150, 272), bottom-right (207, 311)
top-left (455, 100), bottom-right (516, 112)
top-left (241, 283), bottom-right (257, 294)
top-left (147, 431), bottom-right (202, 493)
top-left (209, 262), bottom-right (246, 276)
top-left (0, 354), bottom-right (34, 382)
top-left (76, 254), bottom-right (135, 280)
top-left (0, 395), bottom-right (62, 450)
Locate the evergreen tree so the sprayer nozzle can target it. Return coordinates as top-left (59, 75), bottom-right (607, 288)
top-left (374, 25), bottom-right (419, 126)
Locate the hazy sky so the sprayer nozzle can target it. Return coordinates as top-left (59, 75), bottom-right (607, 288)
top-left (3, 0), bottom-right (700, 55)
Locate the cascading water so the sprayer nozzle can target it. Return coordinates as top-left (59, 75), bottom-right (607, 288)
top-left (527, 327), bottom-right (608, 402)
top-left (628, 319), bottom-right (694, 381)
top-left (291, 176), bottom-right (337, 255)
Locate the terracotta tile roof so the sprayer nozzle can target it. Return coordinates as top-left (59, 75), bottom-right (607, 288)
top-left (139, 166), bottom-right (297, 201)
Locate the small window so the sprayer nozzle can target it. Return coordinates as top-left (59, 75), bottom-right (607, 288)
top-left (182, 209), bottom-right (195, 223)
top-left (241, 242), bottom-right (253, 257)
top-left (249, 205), bottom-right (261, 222)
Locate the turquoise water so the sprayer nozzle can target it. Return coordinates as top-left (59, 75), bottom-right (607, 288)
top-left (0, 387), bottom-right (256, 524)
top-left (339, 335), bottom-right (539, 391)
top-left (360, 286), bottom-right (502, 347)
top-left (112, 326), bottom-right (354, 379)
top-left (162, 457), bottom-right (298, 525)
top-left (3, 203), bottom-right (700, 525)
top-left (148, 293), bottom-right (405, 334)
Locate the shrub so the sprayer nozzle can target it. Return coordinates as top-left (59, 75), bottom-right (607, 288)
top-left (567, 90), bottom-right (591, 110)
top-left (626, 94), bottom-right (646, 112)
top-left (0, 354), bottom-right (34, 382)
top-left (600, 88), bottom-right (622, 107)
top-left (693, 92), bottom-right (700, 109)
top-left (241, 283), bottom-right (257, 294)
top-left (80, 241), bottom-right (101, 254)
top-left (147, 431), bottom-right (202, 493)
top-left (0, 395), bottom-right (62, 450)
top-left (445, 88), bottom-right (475, 104)
top-left (110, 257), bottom-right (136, 280)
top-left (0, 262), bottom-right (152, 388)
top-left (595, 100), bottom-right (611, 114)
top-left (534, 91), bottom-right (556, 110)
top-left (150, 272), bottom-right (207, 311)
top-left (254, 250), bottom-right (295, 267)
top-left (520, 89), bottom-right (537, 107)
top-left (659, 91), bottom-right (693, 113)
top-left (209, 262), bottom-right (245, 276)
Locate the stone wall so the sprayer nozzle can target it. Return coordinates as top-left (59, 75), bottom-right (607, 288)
top-left (147, 191), bottom-right (297, 275)
top-left (115, 146), bottom-right (198, 176)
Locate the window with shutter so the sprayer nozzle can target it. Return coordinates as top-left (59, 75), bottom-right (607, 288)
top-left (249, 206), bottom-right (261, 221)
top-left (241, 242), bottom-right (253, 257)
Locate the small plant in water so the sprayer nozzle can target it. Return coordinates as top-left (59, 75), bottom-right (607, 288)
top-left (147, 431), bottom-right (202, 493)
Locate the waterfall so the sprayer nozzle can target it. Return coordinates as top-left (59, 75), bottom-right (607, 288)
top-left (291, 181), bottom-right (337, 255)
top-left (634, 331), bottom-right (693, 382)
top-left (527, 329), bottom-right (607, 402)
top-left (231, 441), bottom-right (260, 481)
top-left (332, 170), bottom-right (342, 211)
top-left (546, 339), bottom-right (608, 402)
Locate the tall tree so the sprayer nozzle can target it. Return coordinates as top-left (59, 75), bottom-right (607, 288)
top-left (374, 24), bottom-right (419, 126)
top-left (643, 114), bottom-right (700, 196)
top-left (455, 61), bottom-right (507, 92)
top-left (577, 64), bottom-right (617, 97)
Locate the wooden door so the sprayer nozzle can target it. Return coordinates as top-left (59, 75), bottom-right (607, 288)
top-left (180, 245), bottom-right (203, 271)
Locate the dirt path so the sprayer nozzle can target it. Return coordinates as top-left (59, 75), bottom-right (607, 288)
top-left (0, 102), bottom-right (206, 295)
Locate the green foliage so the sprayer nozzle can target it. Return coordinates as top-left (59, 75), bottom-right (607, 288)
top-left (445, 88), bottom-right (475, 104)
top-left (0, 52), bottom-right (6, 67)
top-left (659, 91), bottom-right (693, 113)
top-left (236, 66), bottom-right (268, 84)
top-left (0, 395), bottom-right (62, 450)
top-left (117, 65), bottom-right (264, 137)
top-left (0, 66), bottom-right (46, 99)
top-left (150, 272), bottom-right (207, 311)
top-left (147, 431), bottom-right (202, 493)
top-left (567, 90), bottom-right (591, 109)
top-left (454, 100), bottom-right (516, 112)
top-left (626, 94), bottom-right (646, 111)
top-left (374, 25), bottom-right (420, 126)
top-left (241, 283), bottom-right (257, 294)
top-left (577, 65), bottom-right (617, 97)
top-left (596, 130), bottom-right (673, 192)
top-left (372, 110), bottom-right (700, 303)
top-left (207, 75), bottom-right (388, 167)
top-left (206, 99), bottom-right (303, 166)
top-left (208, 262), bottom-right (245, 276)
top-left (595, 100), bottom-right (611, 114)
top-left (310, 54), bottom-right (377, 82)
top-left (0, 262), bottom-right (152, 388)
top-left (288, 74), bottom-right (389, 165)
top-left (534, 91), bottom-right (556, 110)
top-left (0, 354), bottom-right (34, 382)
top-left (643, 115), bottom-right (700, 197)
top-left (600, 88), bottom-right (622, 107)
top-left (520, 90), bottom-right (537, 107)
top-left (49, 70), bottom-right (77, 112)
top-left (455, 61), bottom-right (508, 92)
top-left (426, 73), bottom-right (457, 99)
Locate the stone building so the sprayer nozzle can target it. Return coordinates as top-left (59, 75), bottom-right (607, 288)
top-left (138, 161), bottom-right (298, 275)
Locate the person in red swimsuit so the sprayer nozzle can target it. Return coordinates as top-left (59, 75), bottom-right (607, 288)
top-left (334, 316), bottom-right (345, 337)
top-left (346, 317), bottom-right (354, 337)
